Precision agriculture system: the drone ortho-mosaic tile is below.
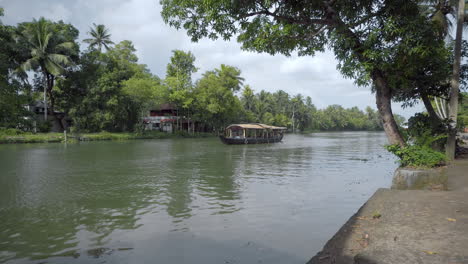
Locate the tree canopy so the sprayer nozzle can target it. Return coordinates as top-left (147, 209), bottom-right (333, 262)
top-left (1, 11), bottom-right (405, 135)
top-left (161, 0), bottom-right (449, 146)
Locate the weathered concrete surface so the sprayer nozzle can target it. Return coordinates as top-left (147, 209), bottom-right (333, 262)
top-left (448, 156), bottom-right (468, 193)
top-left (391, 167), bottom-right (447, 190)
top-left (308, 157), bottom-right (468, 264)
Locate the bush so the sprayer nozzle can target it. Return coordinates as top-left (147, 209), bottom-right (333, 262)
top-left (37, 121), bottom-right (52, 133)
top-left (0, 128), bottom-right (24, 136)
top-left (405, 113), bottom-right (448, 151)
top-left (385, 144), bottom-right (446, 168)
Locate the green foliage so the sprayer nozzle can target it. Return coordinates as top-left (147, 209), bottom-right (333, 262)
top-left (18, 18), bottom-right (78, 76)
top-left (1, 12), bottom-right (409, 137)
top-left (0, 130), bottom-right (213, 144)
top-left (83, 23), bottom-right (114, 52)
top-left (406, 113), bottom-right (448, 151)
top-left (160, 0), bottom-right (445, 98)
top-left (0, 132), bottom-right (64, 143)
top-left (385, 144), bottom-right (446, 168)
top-left (387, 112), bottom-right (447, 168)
top-left (0, 128), bottom-right (24, 136)
top-left (122, 75), bottom-right (166, 119)
top-left (239, 90), bottom-right (385, 132)
top-left (192, 67), bottom-right (243, 130)
top-left (58, 41), bottom-right (155, 132)
top-left (0, 11), bottom-right (33, 129)
top-left (37, 121), bottom-right (52, 133)
top-left (458, 92), bottom-right (468, 129)
top-left (166, 50), bottom-right (197, 80)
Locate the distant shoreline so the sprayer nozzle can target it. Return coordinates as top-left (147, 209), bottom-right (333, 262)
top-left (0, 131), bottom-right (213, 144)
top-left (0, 130), bottom-right (390, 144)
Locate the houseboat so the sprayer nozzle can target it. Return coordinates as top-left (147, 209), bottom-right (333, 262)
top-left (219, 123), bottom-right (287, 144)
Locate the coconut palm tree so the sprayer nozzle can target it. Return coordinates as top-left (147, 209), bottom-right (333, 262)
top-left (20, 17), bottom-right (75, 126)
top-left (83, 23), bottom-right (114, 52)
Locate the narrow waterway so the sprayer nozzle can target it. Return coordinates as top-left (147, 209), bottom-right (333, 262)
top-left (0, 132), bottom-right (396, 264)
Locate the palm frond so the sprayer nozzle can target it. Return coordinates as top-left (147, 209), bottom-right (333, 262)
top-left (20, 57), bottom-right (40, 72)
top-left (30, 48), bottom-right (41, 58)
top-left (85, 23), bottom-right (114, 51)
top-left (48, 53), bottom-right (73, 67)
top-left (56, 41), bottom-right (76, 51)
top-left (42, 32), bottom-right (52, 50)
top-left (44, 58), bottom-right (64, 76)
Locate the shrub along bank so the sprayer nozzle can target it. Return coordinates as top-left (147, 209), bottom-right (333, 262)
top-left (0, 129), bottom-right (213, 144)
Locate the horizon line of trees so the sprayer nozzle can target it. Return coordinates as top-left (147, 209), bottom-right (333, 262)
top-left (0, 11), bottom-right (396, 134)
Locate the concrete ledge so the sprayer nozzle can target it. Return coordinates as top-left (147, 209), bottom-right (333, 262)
top-left (308, 188), bottom-right (468, 264)
top-left (391, 167), bottom-right (447, 190)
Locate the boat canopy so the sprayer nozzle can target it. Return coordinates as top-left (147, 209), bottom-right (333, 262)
top-left (225, 123), bottom-right (287, 130)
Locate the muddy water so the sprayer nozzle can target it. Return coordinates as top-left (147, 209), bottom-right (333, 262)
top-left (0, 132), bottom-right (396, 264)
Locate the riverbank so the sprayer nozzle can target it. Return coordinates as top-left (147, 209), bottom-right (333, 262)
top-left (308, 156), bottom-right (468, 264)
top-left (0, 131), bottom-right (213, 144)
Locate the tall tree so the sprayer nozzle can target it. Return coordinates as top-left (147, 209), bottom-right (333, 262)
top-left (18, 18), bottom-right (77, 129)
top-left (446, 0), bottom-right (465, 159)
top-left (241, 85), bottom-right (256, 112)
top-left (83, 23), bottom-right (114, 52)
top-left (165, 50), bottom-right (198, 132)
top-left (166, 50), bottom-right (197, 81)
top-left (0, 8), bottom-right (33, 129)
top-left (58, 40), bottom-right (152, 132)
top-left (214, 64), bottom-right (244, 92)
top-left (161, 0), bottom-right (443, 146)
top-left (193, 65), bottom-right (243, 131)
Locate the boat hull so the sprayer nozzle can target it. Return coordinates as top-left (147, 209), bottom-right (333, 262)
top-left (219, 135), bottom-right (283, 145)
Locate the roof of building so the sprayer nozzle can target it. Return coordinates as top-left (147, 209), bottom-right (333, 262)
top-left (226, 123), bottom-right (287, 130)
top-left (157, 103), bottom-right (176, 111)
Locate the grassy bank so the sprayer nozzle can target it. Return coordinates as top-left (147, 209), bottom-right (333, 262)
top-left (0, 130), bottom-right (213, 144)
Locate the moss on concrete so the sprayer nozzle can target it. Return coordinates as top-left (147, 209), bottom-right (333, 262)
top-left (391, 167), bottom-right (448, 190)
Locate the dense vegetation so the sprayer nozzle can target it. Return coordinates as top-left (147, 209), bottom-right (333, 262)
top-left (160, 0), bottom-right (468, 165)
top-left (0, 10), bottom-right (392, 135)
top-left (1, 2), bottom-right (467, 166)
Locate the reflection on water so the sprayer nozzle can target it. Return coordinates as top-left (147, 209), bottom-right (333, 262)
top-left (0, 132), bottom-right (396, 264)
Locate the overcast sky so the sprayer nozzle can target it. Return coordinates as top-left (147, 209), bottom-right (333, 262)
top-left (1, 0), bottom-right (424, 118)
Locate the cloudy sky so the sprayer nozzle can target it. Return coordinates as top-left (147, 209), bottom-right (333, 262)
top-left (1, 0), bottom-right (424, 118)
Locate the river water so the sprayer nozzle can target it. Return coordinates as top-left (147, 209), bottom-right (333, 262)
top-left (0, 132), bottom-right (396, 264)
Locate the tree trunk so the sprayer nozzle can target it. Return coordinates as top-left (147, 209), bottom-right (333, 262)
top-left (43, 71), bottom-right (48, 122)
top-left (331, 16), bottom-right (406, 147)
top-left (291, 108), bottom-right (295, 133)
top-left (446, 0), bottom-right (464, 160)
top-left (421, 93), bottom-right (439, 120)
top-left (373, 70), bottom-right (406, 146)
top-left (46, 74), bottom-right (65, 132)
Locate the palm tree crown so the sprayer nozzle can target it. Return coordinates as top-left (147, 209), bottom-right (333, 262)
top-left (20, 17), bottom-right (74, 75)
top-left (83, 23), bottom-right (114, 52)
top-left (19, 17), bottom-right (76, 126)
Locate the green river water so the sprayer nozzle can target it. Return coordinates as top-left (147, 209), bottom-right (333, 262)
top-left (0, 132), bottom-right (396, 264)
